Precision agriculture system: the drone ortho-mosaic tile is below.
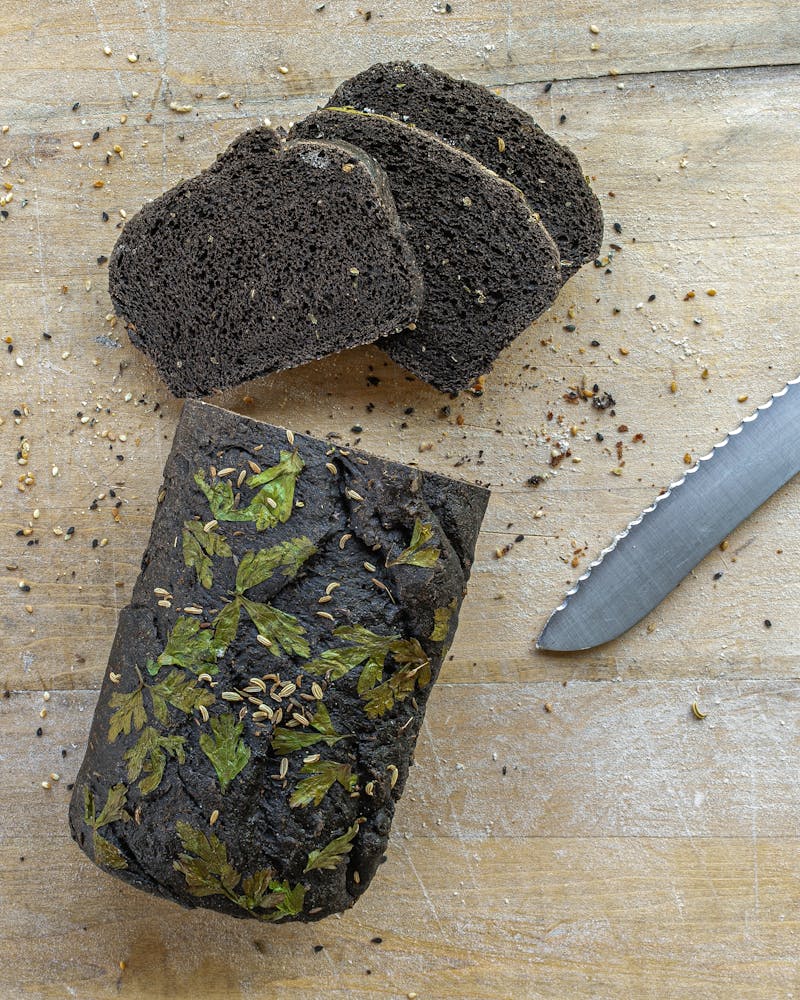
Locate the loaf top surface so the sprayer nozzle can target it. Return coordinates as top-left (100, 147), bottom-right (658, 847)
top-left (68, 400), bottom-right (489, 921)
top-left (109, 127), bottom-right (423, 397)
top-left (328, 61), bottom-right (603, 280)
top-left (291, 108), bottom-right (562, 392)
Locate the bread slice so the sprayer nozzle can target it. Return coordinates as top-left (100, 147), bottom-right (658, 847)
top-left (291, 109), bottom-right (561, 392)
top-left (328, 62), bottom-right (603, 280)
top-left (68, 399), bottom-right (489, 922)
top-left (109, 128), bottom-right (423, 397)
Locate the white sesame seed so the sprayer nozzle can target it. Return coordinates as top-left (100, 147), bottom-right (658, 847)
top-left (127, 52), bottom-right (139, 62)
top-left (209, 809), bottom-right (219, 825)
top-left (42, 691), bottom-right (50, 702)
top-left (103, 45), bottom-right (112, 55)
top-left (286, 429), bottom-right (295, 446)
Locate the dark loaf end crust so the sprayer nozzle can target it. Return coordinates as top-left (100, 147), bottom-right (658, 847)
top-left (328, 61), bottom-right (603, 280)
top-left (109, 127), bottom-right (423, 397)
top-left (68, 400), bottom-right (489, 922)
top-left (291, 109), bottom-right (561, 393)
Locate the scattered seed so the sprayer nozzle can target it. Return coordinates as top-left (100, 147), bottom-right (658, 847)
top-left (345, 488), bottom-right (364, 501)
top-left (221, 691), bottom-right (243, 702)
top-left (286, 429), bottom-right (295, 446)
top-left (183, 605), bottom-right (203, 615)
top-left (311, 682), bottom-right (324, 700)
top-left (279, 757), bottom-right (289, 778)
top-left (256, 634), bottom-right (273, 648)
top-left (387, 764), bottom-right (399, 788)
top-left (318, 594), bottom-right (332, 604)
top-left (316, 611), bottom-right (335, 621)
top-left (198, 704), bottom-right (209, 722)
top-left (203, 519), bottom-right (218, 532)
top-left (363, 561), bottom-right (377, 573)
top-left (737, 394), bottom-right (749, 403)
top-left (691, 701), bottom-right (707, 720)
top-left (338, 533), bottom-right (352, 549)
top-left (325, 462), bottom-right (338, 476)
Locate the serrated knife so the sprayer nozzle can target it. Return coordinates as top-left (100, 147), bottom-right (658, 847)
top-left (537, 375), bottom-right (800, 652)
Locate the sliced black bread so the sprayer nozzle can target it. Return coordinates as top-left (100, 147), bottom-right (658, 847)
top-left (291, 109), bottom-right (561, 393)
top-left (109, 127), bottom-right (423, 397)
top-left (68, 400), bottom-right (489, 922)
top-left (328, 62), bottom-right (603, 280)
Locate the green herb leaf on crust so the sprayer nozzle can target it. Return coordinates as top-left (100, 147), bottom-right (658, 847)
top-left (361, 649), bottom-right (431, 720)
top-left (386, 519), bottom-right (440, 568)
top-left (174, 821), bottom-right (241, 897)
top-left (174, 822), bottom-right (305, 921)
top-left (235, 536), bottom-right (316, 594)
top-left (182, 519), bottom-right (232, 590)
top-left (124, 726), bottom-right (186, 796)
top-left (157, 617), bottom-right (221, 674)
top-left (199, 712), bottom-right (251, 792)
top-left (84, 783), bottom-right (130, 870)
top-left (108, 686), bottom-right (146, 743)
top-left (246, 450), bottom-right (305, 530)
top-left (84, 782), bottom-right (129, 829)
top-left (149, 669), bottom-right (215, 723)
top-left (93, 833), bottom-right (129, 869)
top-left (304, 820), bottom-right (363, 873)
top-left (241, 597), bottom-right (310, 658)
top-left (265, 880), bottom-right (306, 921)
top-left (270, 702), bottom-right (344, 755)
top-left (194, 471), bottom-right (254, 523)
top-left (304, 624), bottom-right (400, 683)
top-left (290, 760), bottom-right (357, 809)
top-left (430, 600), bottom-right (456, 642)
top-left (213, 599), bottom-right (241, 651)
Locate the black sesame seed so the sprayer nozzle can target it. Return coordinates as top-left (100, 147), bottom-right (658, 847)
top-left (370, 937), bottom-right (383, 944)
top-left (36, 727), bottom-right (43, 737)
top-left (543, 81), bottom-right (553, 93)
top-left (313, 944), bottom-right (324, 952)
top-left (559, 113), bottom-right (567, 124)
top-left (764, 619), bottom-right (772, 628)
top-left (648, 293), bottom-right (656, 302)
top-left (713, 571), bottom-right (723, 580)
top-left (613, 222), bottom-right (622, 234)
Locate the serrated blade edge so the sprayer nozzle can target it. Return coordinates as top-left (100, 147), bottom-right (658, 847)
top-left (537, 374), bottom-right (800, 651)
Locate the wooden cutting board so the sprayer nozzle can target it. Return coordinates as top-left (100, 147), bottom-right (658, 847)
top-left (1, 3), bottom-right (799, 997)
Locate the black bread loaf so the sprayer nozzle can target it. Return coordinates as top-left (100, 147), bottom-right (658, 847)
top-left (328, 62), bottom-right (603, 280)
top-left (69, 400), bottom-right (489, 922)
top-left (291, 109), bottom-right (561, 393)
top-left (109, 128), bottom-right (423, 397)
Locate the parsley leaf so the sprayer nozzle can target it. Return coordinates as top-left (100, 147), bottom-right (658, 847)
top-left (93, 834), bottom-right (129, 870)
top-left (157, 617), bottom-right (221, 674)
top-left (245, 450), bottom-right (305, 530)
top-left (182, 519), bottom-right (232, 589)
top-left (174, 821), bottom-right (241, 897)
top-left (124, 726), bottom-right (186, 795)
top-left (304, 820), bottom-right (363, 873)
top-left (149, 669), bottom-right (215, 723)
top-left (266, 880), bottom-right (306, 921)
top-left (270, 702), bottom-right (344, 755)
top-left (174, 822), bottom-right (305, 921)
top-left (386, 519), bottom-right (440, 568)
top-left (213, 599), bottom-right (241, 650)
top-left (235, 536), bottom-right (316, 593)
top-left (430, 600), bottom-right (456, 642)
top-left (241, 597), bottom-right (310, 658)
top-left (84, 783), bottom-right (130, 870)
top-left (199, 712), bottom-right (251, 792)
top-left (194, 471), bottom-right (254, 523)
top-left (362, 657), bottom-right (432, 719)
top-left (84, 782), bottom-right (129, 829)
top-left (108, 686), bottom-right (146, 743)
top-left (290, 759), bottom-right (357, 809)
top-left (304, 624), bottom-right (400, 683)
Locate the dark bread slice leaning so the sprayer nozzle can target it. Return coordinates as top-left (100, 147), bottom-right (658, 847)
top-left (328, 62), bottom-right (603, 280)
top-left (109, 127), bottom-right (423, 397)
top-left (291, 109), bottom-right (561, 393)
top-left (68, 399), bottom-right (489, 922)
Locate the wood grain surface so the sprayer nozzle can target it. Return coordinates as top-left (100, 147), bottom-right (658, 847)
top-left (1, 2), bottom-right (799, 998)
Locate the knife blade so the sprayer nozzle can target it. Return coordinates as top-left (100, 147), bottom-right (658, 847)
top-left (537, 375), bottom-right (800, 652)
